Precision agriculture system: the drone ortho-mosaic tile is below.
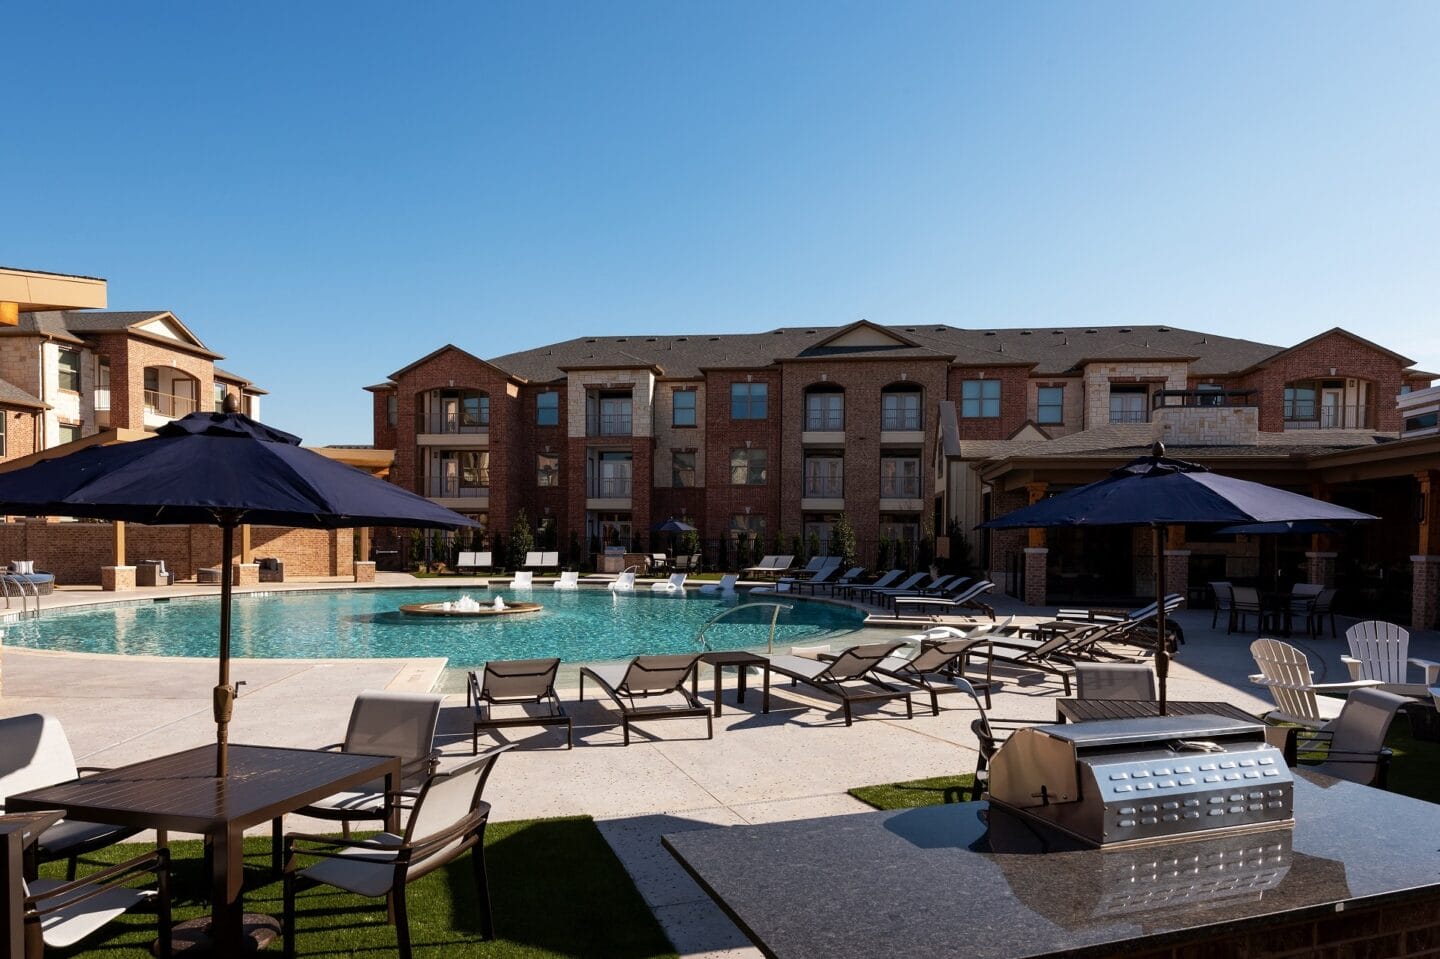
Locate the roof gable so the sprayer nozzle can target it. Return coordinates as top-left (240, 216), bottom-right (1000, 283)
top-left (1245, 326), bottom-right (1416, 372)
top-left (388, 343), bottom-right (524, 383)
top-left (811, 320), bottom-right (918, 350)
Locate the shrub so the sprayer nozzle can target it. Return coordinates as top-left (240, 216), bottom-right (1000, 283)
top-left (832, 513), bottom-right (858, 570)
top-left (508, 509), bottom-right (535, 571)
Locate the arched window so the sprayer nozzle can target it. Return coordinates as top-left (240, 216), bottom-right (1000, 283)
top-left (804, 383), bottom-right (844, 431)
top-left (881, 383), bottom-right (923, 431)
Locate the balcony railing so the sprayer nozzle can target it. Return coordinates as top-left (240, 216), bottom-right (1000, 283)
top-left (591, 476), bottom-right (633, 498)
top-left (425, 476), bottom-right (489, 498)
top-left (94, 388), bottom-right (111, 411)
top-left (144, 390), bottom-right (198, 418)
top-left (422, 411), bottom-right (488, 433)
top-left (1285, 405), bottom-right (1372, 430)
top-left (588, 413), bottom-right (633, 436)
top-left (1109, 408), bottom-right (1149, 424)
top-left (881, 412), bottom-right (921, 431)
top-left (804, 411), bottom-right (844, 431)
top-left (880, 476), bottom-right (920, 498)
top-left (803, 476), bottom-right (844, 498)
top-left (1152, 389), bottom-right (1258, 409)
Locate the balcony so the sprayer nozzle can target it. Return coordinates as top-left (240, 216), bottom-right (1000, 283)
top-left (880, 476), bottom-right (920, 499)
top-left (588, 413), bottom-right (633, 437)
top-left (422, 411), bottom-right (488, 434)
top-left (804, 412), bottom-right (844, 432)
top-left (1285, 404), bottom-right (1372, 430)
top-left (425, 476), bottom-right (489, 498)
top-left (803, 476), bottom-right (844, 499)
top-left (1108, 408), bottom-right (1149, 424)
top-left (144, 389), bottom-right (198, 419)
top-left (1153, 389), bottom-right (1258, 409)
top-left (587, 474), bottom-right (632, 510)
top-left (881, 412), bottom-right (922, 431)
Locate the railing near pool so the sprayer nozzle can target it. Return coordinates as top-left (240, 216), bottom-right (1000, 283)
top-left (694, 601), bottom-right (793, 654)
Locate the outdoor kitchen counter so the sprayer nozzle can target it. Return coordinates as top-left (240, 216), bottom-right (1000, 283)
top-left (663, 772), bottom-right (1440, 959)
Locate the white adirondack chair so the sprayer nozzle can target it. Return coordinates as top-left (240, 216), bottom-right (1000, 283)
top-left (1249, 638), bottom-right (1381, 727)
top-left (1342, 621), bottom-right (1440, 697)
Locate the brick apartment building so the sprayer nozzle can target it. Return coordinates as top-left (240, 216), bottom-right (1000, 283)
top-left (367, 322), bottom-right (1436, 586)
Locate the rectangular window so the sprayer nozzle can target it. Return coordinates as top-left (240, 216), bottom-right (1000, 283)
top-left (57, 423), bottom-right (82, 445)
top-left (57, 349), bottom-right (81, 392)
top-left (1283, 385), bottom-right (1317, 421)
top-left (672, 450), bottom-right (696, 487)
top-left (881, 392), bottom-right (922, 431)
top-left (672, 389), bottom-right (696, 427)
top-left (730, 382), bottom-right (768, 419)
top-left (730, 513), bottom-right (766, 544)
top-left (729, 448), bottom-right (768, 485)
top-left (880, 456), bottom-right (921, 499)
top-left (803, 456), bottom-right (843, 498)
top-left (1036, 386), bottom-right (1064, 424)
top-left (960, 379), bottom-right (1000, 418)
top-left (0, 414), bottom-right (6, 457)
top-left (1404, 412), bottom-right (1439, 433)
top-left (1109, 386), bottom-right (1148, 424)
top-left (804, 392), bottom-right (844, 431)
top-left (536, 391), bottom-right (559, 426)
top-left (386, 394), bottom-right (397, 426)
top-left (462, 393), bottom-right (489, 428)
top-left (537, 453), bottom-right (559, 487)
top-left (214, 383), bottom-right (227, 413)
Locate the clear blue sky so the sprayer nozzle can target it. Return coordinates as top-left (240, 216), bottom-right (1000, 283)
top-left (6, 2), bottom-right (1438, 445)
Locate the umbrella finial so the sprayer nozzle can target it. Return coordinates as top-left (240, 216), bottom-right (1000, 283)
top-left (1152, 441), bottom-right (1166, 458)
top-left (223, 393), bottom-right (241, 414)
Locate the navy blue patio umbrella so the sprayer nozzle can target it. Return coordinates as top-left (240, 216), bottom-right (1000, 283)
top-left (1216, 520), bottom-right (1346, 593)
top-left (0, 405), bottom-right (478, 775)
top-left (981, 443), bottom-right (1376, 713)
top-left (653, 518), bottom-right (698, 533)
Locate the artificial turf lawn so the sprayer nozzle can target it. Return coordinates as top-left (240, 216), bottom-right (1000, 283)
top-left (848, 716), bottom-right (1440, 811)
top-left (47, 816), bottom-right (676, 959)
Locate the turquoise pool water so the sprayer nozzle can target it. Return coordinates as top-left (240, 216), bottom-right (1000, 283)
top-left (5, 587), bottom-right (865, 667)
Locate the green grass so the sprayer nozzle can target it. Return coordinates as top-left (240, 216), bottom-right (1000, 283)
top-left (48, 816), bottom-right (676, 959)
top-left (848, 717), bottom-right (1440, 812)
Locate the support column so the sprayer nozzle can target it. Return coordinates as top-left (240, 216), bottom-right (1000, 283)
top-left (1305, 551), bottom-right (1338, 588)
top-left (1023, 547), bottom-right (1049, 607)
top-left (1414, 556), bottom-right (1440, 632)
top-left (240, 524), bottom-right (253, 564)
top-left (113, 521), bottom-right (126, 568)
top-left (101, 566), bottom-right (136, 591)
top-left (1025, 482), bottom-right (1048, 550)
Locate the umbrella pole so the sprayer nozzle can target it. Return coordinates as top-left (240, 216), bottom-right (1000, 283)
top-left (1154, 523), bottom-right (1169, 716)
top-left (215, 522), bottom-right (236, 778)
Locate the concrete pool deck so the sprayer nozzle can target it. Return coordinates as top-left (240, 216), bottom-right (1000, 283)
top-left (2, 577), bottom-right (1436, 957)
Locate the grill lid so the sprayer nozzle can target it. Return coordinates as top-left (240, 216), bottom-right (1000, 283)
top-left (1039, 715), bottom-right (1264, 748)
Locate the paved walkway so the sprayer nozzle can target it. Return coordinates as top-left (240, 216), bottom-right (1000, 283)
top-left (2, 579), bottom-right (1434, 957)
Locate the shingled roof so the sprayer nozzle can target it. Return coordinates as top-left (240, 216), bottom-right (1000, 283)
top-left (482, 323), bottom-right (1290, 381)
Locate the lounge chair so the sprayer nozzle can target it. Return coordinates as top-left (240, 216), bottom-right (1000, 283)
top-left (980, 622), bottom-right (1146, 695)
top-left (1342, 621), bottom-right (1440, 697)
top-left (522, 551), bottom-right (544, 569)
top-left (699, 574), bottom-right (739, 594)
top-left (282, 691), bottom-right (443, 846)
top-left (802, 566), bottom-right (865, 596)
top-left (509, 570), bottom-right (534, 589)
top-left (762, 641), bottom-right (914, 726)
top-left (851, 571), bottom-right (927, 606)
top-left (11, 812), bottom-right (174, 959)
top-left (609, 570), bottom-right (637, 592)
top-left (742, 555), bottom-right (778, 576)
top-left (891, 580), bottom-right (996, 620)
top-left (457, 551), bottom-right (493, 572)
top-left (1249, 637), bottom-right (1381, 727)
top-left (283, 746), bottom-right (512, 959)
top-left (579, 654), bottom-right (711, 744)
top-left (651, 573), bottom-right (687, 592)
top-left (836, 568), bottom-right (902, 601)
top-left (1075, 662), bottom-right (1158, 701)
top-left (872, 574), bottom-right (958, 609)
top-left (1291, 688), bottom-right (1409, 787)
top-left (772, 561), bottom-right (841, 593)
top-left (541, 551), bottom-right (560, 568)
top-left (553, 570), bottom-right (579, 589)
top-left (872, 635), bottom-right (996, 713)
top-left (1057, 593), bottom-right (1184, 626)
top-left (468, 658), bottom-right (572, 750)
top-left (0, 713), bottom-right (144, 880)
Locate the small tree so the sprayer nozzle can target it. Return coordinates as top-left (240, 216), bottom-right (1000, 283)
top-left (790, 534), bottom-right (804, 565)
top-left (679, 526), bottom-right (701, 562)
top-left (491, 532), bottom-right (506, 570)
top-left (946, 519), bottom-right (978, 578)
top-left (718, 534), bottom-right (731, 572)
top-left (508, 508), bottom-right (535, 572)
top-left (876, 536), bottom-right (892, 573)
top-left (568, 530), bottom-right (583, 569)
top-left (807, 531), bottom-right (821, 562)
top-left (408, 529), bottom-right (424, 568)
top-left (832, 513), bottom-right (858, 570)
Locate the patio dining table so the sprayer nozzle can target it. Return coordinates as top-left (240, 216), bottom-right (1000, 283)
top-left (7, 742), bottom-right (400, 957)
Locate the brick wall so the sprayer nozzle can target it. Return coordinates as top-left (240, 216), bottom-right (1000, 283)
top-left (1081, 361), bottom-right (1189, 429)
top-left (703, 369), bottom-right (784, 547)
top-left (0, 522), bottom-right (352, 583)
top-left (0, 406), bottom-right (41, 464)
top-left (89, 332), bottom-right (216, 432)
top-left (949, 365), bottom-right (1034, 440)
top-left (1240, 331), bottom-right (1413, 432)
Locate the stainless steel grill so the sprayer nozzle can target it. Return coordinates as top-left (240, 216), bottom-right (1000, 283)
top-left (988, 715), bottom-right (1293, 847)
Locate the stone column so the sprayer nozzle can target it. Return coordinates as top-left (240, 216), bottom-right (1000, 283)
top-left (1023, 547), bottom-right (1048, 607)
top-left (354, 561), bottom-right (377, 583)
top-left (1413, 556), bottom-right (1440, 631)
top-left (101, 566), bottom-right (136, 591)
top-left (1305, 551), bottom-right (1338, 588)
top-left (1164, 550), bottom-right (1191, 605)
top-left (234, 563), bottom-right (260, 586)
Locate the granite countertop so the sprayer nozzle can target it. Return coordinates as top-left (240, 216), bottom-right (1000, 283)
top-left (663, 772), bottom-right (1440, 959)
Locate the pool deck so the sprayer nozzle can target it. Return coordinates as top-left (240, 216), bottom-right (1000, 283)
top-left (3, 575), bottom-right (1436, 958)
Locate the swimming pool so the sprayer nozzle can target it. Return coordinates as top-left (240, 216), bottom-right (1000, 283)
top-left (5, 587), bottom-right (866, 667)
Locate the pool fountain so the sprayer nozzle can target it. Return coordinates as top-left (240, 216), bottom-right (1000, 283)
top-left (399, 593), bottom-right (543, 617)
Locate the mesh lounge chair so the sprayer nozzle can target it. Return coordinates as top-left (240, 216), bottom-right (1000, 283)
top-left (872, 635), bottom-right (997, 713)
top-left (509, 570), bottom-right (534, 589)
top-left (891, 580), bottom-right (996, 620)
top-left (979, 622), bottom-right (1147, 695)
top-left (1249, 638), bottom-right (1381, 727)
top-left (280, 691), bottom-right (443, 851)
top-left (0, 713), bottom-right (143, 880)
top-left (835, 568), bottom-right (902, 601)
top-left (283, 746), bottom-right (511, 959)
top-left (741, 555), bottom-right (780, 577)
top-left (469, 658), bottom-right (572, 750)
top-left (651, 573), bottom-right (687, 592)
top-left (1292, 688), bottom-right (1409, 787)
top-left (609, 570), bottom-right (637, 592)
top-left (872, 574), bottom-right (957, 609)
top-left (579, 654), bottom-right (711, 745)
top-left (1075, 662), bottom-right (1158, 701)
top-left (850, 571), bottom-right (925, 606)
top-left (763, 642), bottom-right (914, 725)
top-left (1342, 621), bottom-right (1440, 697)
top-left (772, 561), bottom-right (841, 593)
top-left (521, 551), bottom-right (544, 569)
top-left (801, 566), bottom-right (865, 596)
top-left (553, 570), bottom-right (579, 589)
top-left (699, 574), bottom-right (738, 594)
top-left (10, 811), bottom-right (173, 959)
